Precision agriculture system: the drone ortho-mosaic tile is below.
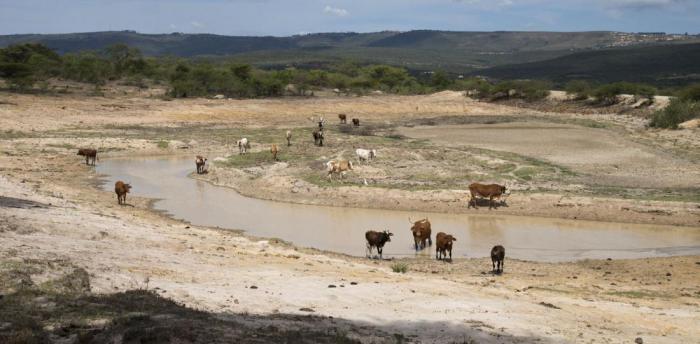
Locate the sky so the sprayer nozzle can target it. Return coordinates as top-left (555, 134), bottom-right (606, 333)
top-left (0, 0), bottom-right (698, 36)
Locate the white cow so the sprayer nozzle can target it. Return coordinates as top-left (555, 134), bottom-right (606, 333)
top-left (236, 138), bottom-right (250, 154)
top-left (356, 148), bottom-right (377, 163)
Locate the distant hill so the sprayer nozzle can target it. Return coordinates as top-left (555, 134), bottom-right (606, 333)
top-left (2, 30), bottom-right (698, 73)
top-left (476, 43), bottom-right (700, 87)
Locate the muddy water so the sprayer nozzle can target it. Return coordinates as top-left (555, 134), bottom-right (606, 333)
top-left (96, 157), bottom-right (700, 262)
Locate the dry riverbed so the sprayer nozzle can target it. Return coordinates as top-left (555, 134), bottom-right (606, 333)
top-left (1, 90), bottom-right (700, 343)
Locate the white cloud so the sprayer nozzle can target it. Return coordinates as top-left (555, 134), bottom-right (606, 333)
top-left (191, 21), bottom-right (204, 28)
top-left (323, 5), bottom-right (349, 17)
top-left (603, 0), bottom-right (689, 9)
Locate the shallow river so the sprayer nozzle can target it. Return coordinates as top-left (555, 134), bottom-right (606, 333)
top-left (96, 157), bottom-right (700, 262)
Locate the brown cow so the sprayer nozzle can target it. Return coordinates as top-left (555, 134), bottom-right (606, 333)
top-left (491, 245), bottom-right (505, 274)
top-left (270, 144), bottom-right (279, 161)
top-left (435, 232), bottom-right (457, 260)
top-left (115, 181), bottom-right (132, 205)
top-left (409, 218), bottom-right (432, 251)
top-left (352, 118), bottom-right (360, 127)
top-left (468, 183), bottom-right (507, 210)
top-left (338, 113), bottom-right (347, 124)
top-left (365, 230), bottom-right (393, 259)
top-left (326, 159), bottom-right (353, 181)
top-left (77, 148), bottom-right (97, 166)
top-left (195, 155), bottom-right (207, 174)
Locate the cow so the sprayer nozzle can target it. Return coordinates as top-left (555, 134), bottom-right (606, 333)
top-left (468, 183), bottom-right (508, 210)
top-left (195, 155), bottom-right (207, 174)
top-left (352, 118), bottom-right (360, 127)
top-left (270, 144), bottom-right (279, 161)
top-left (435, 232), bottom-right (457, 261)
top-left (365, 230), bottom-right (393, 259)
top-left (237, 138), bottom-right (250, 154)
top-left (286, 130), bottom-right (292, 146)
top-left (312, 129), bottom-right (324, 147)
top-left (77, 148), bottom-right (97, 166)
top-left (491, 245), bottom-right (505, 274)
top-left (115, 181), bottom-right (132, 205)
top-left (356, 148), bottom-right (376, 163)
top-left (409, 218), bottom-right (432, 251)
top-left (326, 159), bottom-right (353, 181)
top-left (338, 113), bottom-right (347, 124)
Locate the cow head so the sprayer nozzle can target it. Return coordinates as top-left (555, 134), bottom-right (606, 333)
top-left (383, 230), bottom-right (393, 242)
top-left (501, 185), bottom-right (507, 194)
top-left (125, 183), bottom-right (132, 192)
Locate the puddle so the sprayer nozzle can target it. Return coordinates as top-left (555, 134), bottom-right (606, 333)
top-left (96, 157), bottom-right (700, 262)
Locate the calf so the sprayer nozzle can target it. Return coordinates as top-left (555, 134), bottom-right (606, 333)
top-left (355, 148), bottom-right (376, 163)
top-left (237, 138), bottom-right (250, 154)
top-left (270, 144), bottom-right (279, 161)
top-left (326, 159), bottom-right (353, 181)
top-left (77, 148), bottom-right (97, 166)
top-left (114, 181), bottom-right (132, 205)
top-left (468, 183), bottom-right (508, 210)
top-left (365, 230), bottom-right (393, 259)
top-left (352, 118), bottom-right (360, 127)
top-left (409, 218), bottom-right (432, 250)
top-left (435, 232), bottom-right (457, 260)
top-left (286, 130), bottom-right (292, 146)
top-left (338, 113), bottom-right (347, 124)
top-left (491, 245), bottom-right (505, 273)
top-left (195, 155), bottom-right (207, 174)
top-left (312, 129), bottom-right (324, 146)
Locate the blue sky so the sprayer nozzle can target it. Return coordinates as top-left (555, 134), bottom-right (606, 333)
top-left (1, 0), bottom-right (698, 36)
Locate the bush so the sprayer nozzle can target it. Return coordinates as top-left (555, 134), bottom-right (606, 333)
top-left (592, 82), bottom-right (657, 104)
top-left (679, 83), bottom-right (700, 102)
top-left (491, 80), bottom-right (551, 102)
top-left (564, 80), bottom-right (593, 100)
top-left (649, 99), bottom-right (699, 129)
top-left (391, 262), bottom-right (408, 273)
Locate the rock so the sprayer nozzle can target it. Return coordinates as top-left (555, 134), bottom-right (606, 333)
top-left (666, 272), bottom-right (672, 277)
top-left (249, 285), bottom-right (258, 289)
top-left (679, 118), bottom-right (700, 129)
top-left (350, 282), bottom-right (358, 285)
top-left (635, 337), bottom-right (643, 344)
top-left (539, 302), bottom-right (561, 310)
top-left (213, 94), bottom-right (225, 99)
top-left (299, 307), bottom-right (314, 312)
top-left (328, 284), bottom-right (336, 288)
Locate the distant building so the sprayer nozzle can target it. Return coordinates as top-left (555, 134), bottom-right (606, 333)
top-left (638, 32), bottom-right (666, 36)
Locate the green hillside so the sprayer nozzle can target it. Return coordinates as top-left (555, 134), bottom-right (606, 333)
top-left (3, 30), bottom-right (698, 73)
top-left (477, 43), bottom-right (700, 86)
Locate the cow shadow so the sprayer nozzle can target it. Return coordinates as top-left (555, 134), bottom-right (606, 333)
top-left (468, 198), bottom-right (509, 209)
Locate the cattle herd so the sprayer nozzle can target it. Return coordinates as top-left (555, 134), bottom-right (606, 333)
top-left (78, 113), bottom-right (509, 273)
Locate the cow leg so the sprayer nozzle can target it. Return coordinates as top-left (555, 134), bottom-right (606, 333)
top-left (378, 247), bottom-right (383, 259)
top-left (489, 196), bottom-right (494, 210)
top-left (429, 237), bottom-right (432, 246)
top-left (492, 259), bottom-right (496, 273)
top-left (366, 244), bottom-right (372, 258)
top-left (448, 248), bottom-right (452, 260)
top-left (436, 249), bottom-right (439, 260)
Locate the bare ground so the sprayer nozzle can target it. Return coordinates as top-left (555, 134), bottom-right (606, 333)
top-left (1, 90), bottom-right (700, 343)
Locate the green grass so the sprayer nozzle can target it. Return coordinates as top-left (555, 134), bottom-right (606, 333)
top-left (391, 262), bottom-right (409, 273)
top-left (606, 290), bottom-right (665, 299)
top-left (156, 140), bottom-right (169, 149)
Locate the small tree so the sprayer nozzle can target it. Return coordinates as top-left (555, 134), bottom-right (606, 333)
top-left (564, 80), bottom-right (593, 100)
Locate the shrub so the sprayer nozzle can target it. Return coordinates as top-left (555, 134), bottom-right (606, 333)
top-left (679, 83), bottom-right (700, 102)
top-left (491, 80), bottom-right (551, 102)
top-left (391, 262), bottom-right (408, 273)
top-left (649, 99), bottom-right (699, 129)
top-left (564, 80), bottom-right (593, 100)
top-left (593, 82), bottom-right (657, 104)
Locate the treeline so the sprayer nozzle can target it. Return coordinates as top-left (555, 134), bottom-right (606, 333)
top-left (0, 43), bottom-right (448, 97)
